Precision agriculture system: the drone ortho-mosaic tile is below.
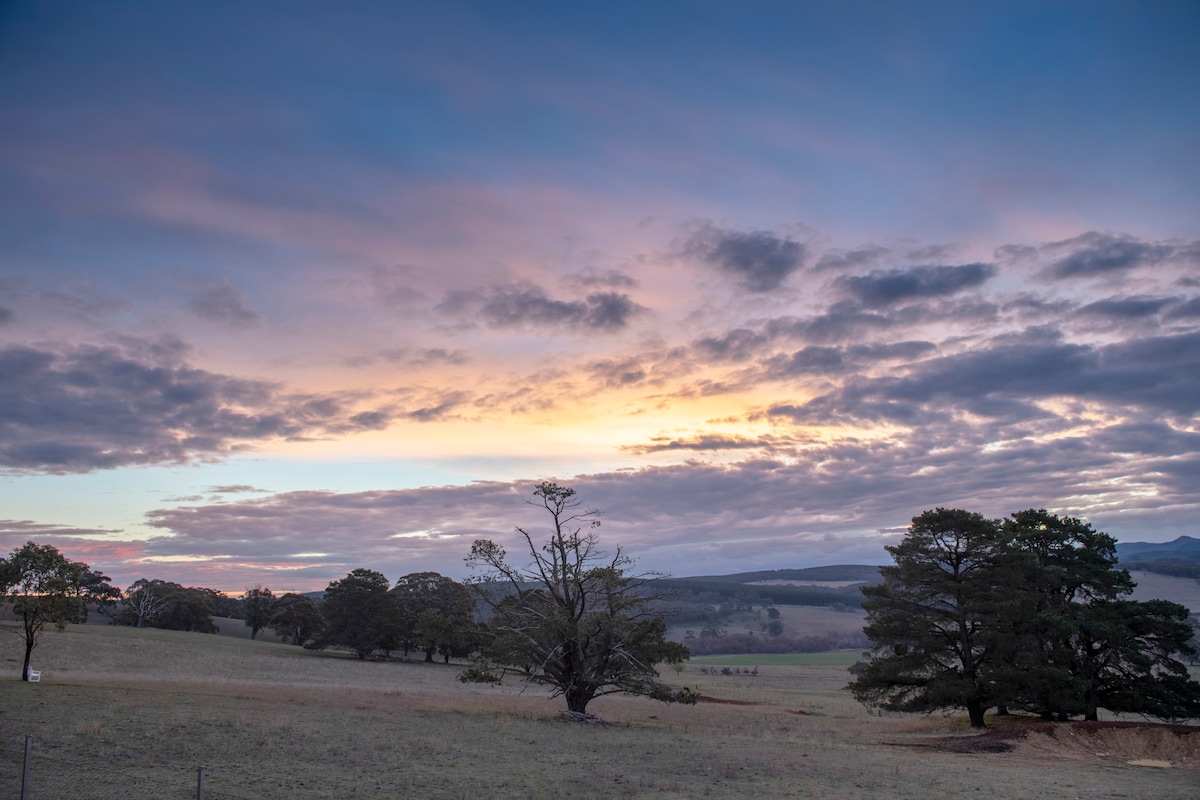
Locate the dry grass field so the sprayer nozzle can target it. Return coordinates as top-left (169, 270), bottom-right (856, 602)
top-left (3, 622), bottom-right (1198, 799)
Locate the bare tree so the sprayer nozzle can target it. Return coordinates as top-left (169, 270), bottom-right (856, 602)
top-left (465, 482), bottom-right (692, 715)
top-left (123, 579), bottom-right (170, 628)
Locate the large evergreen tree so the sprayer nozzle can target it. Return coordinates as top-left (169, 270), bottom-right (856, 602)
top-left (848, 508), bottom-right (1026, 728)
top-left (851, 508), bottom-right (1200, 727)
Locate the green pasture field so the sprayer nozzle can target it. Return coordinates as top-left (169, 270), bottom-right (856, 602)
top-left (2, 621), bottom-right (1198, 799)
top-left (688, 651), bottom-right (861, 667)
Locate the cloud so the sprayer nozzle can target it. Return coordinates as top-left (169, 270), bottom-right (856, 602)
top-left (1076, 295), bottom-right (1172, 319)
top-left (621, 432), bottom-right (810, 455)
top-left (347, 348), bottom-right (471, 369)
top-left (1041, 231), bottom-right (1175, 279)
top-left (0, 341), bottom-right (399, 473)
top-left (402, 390), bottom-right (473, 422)
top-left (587, 356), bottom-right (647, 387)
top-left (692, 328), bottom-right (773, 363)
top-left (770, 328), bottom-right (1200, 426)
top-left (1165, 296), bottom-right (1200, 320)
top-left (761, 346), bottom-right (847, 378)
top-left (565, 268), bottom-right (639, 290)
top-left (685, 225), bottom-right (807, 292)
top-left (130, 413), bottom-right (1200, 588)
top-left (813, 245), bottom-right (890, 272)
top-left (836, 263), bottom-right (996, 308)
top-left (764, 304), bottom-right (900, 344)
top-left (369, 265), bottom-right (430, 307)
top-left (0, 519), bottom-right (124, 540)
top-left (0, 306), bottom-right (14, 325)
top-left (186, 279), bottom-right (262, 328)
top-left (441, 284), bottom-right (646, 332)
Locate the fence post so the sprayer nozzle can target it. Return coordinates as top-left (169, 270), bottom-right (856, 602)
top-left (21, 735), bottom-right (31, 800)
top-left (196, 765), bottom-right (206, 800)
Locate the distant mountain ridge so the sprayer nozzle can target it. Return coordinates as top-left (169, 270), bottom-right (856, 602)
top-left (1116, 536), bottom-right (1200, 563)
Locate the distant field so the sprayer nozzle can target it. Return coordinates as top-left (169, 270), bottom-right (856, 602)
top-left (688, 652), bottom-right (861, 667)
top-left (747, 579), bottom-right (869, 588)
top-left (3, 621), bottom-right (1198, 799)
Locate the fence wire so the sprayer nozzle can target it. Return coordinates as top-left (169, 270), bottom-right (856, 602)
top-left (0, 738), bottom-right (254, 800)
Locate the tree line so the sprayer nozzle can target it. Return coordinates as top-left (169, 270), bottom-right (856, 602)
top-left (2, 483), bottom-right (694, 716)
top-left (849, 508), bottom-right (1200, 727)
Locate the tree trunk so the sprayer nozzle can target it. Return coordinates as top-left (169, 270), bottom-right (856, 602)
top-left (21, 612), bottom-right (38, 682)
top-left (967, 701), bottom-right (987, 729)
top-left (22, 637), bottom-right (34, 682)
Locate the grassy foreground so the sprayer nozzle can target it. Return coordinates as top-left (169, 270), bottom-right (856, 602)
top-left (2, 622), bottom-right (1197, 799)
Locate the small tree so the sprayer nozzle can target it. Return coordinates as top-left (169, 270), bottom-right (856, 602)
top-left (391, 572), bottom-right (477, 662)
top-left (465, 482), bottom-right (691, 715)
top-left (269, 592), bottom-right (325, 646)
top-left (1, 541), bottom-right (101, 681)
top-left (243, 585), bottom-right (275, 640)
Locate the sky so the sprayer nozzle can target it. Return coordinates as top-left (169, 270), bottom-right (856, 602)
top-left (1, 1), bottom-right (1198, 592)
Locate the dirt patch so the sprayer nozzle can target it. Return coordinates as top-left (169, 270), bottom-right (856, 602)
top-left (909, 720), bottom-right (1200, 767)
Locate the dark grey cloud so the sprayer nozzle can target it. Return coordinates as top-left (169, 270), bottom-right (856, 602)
top-left (713, 340), bottom-right (937, 389)
top-left (1076, 295), bottom-right (1172, 319)
top-left (402, 390), bottom-right (472, 422)
top-left (186, 280), bottom-right (262, 328)
top-left (692, 328), bottom-right (772, 363)
top-left (813, 245), bottom-right (889, 272)
top-left (836, 263), bottom-right (996, 308)
top-left (0, 519), bottom-right (123, 539)
top-left (207, 484), bottom-right (266, 494)
top-left (686, 225), bottom-right (807, 292)
top-left (1165, 296), bottom-right (1200, 320)
top-left (442, 284), bottom-right (646, 332)
top-left (621, 432), bottom-right (811, 455)
top-left (588, 357), bottom-right (647, 387)
top-left (771, 328), bottom-right (1200, 427)
top-left (0, 342), bottom-right (399, 473)
top-left (764, 303), bottom-right (900, 343)
top-left (1089, 422), bottom-right (1200, 457)
top-left (0, 306), bottom-right (14, 325)
top-left (1042, 231), bottom-right (1175, 279)
top-left (761, 346), bottom-right (846, 378)
top-left (845, 341), bottom-right (937, 362)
